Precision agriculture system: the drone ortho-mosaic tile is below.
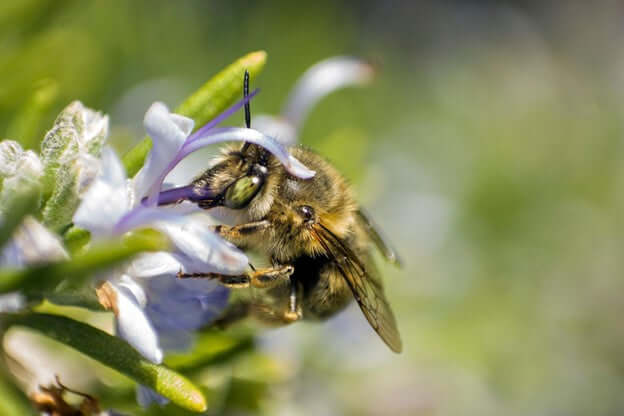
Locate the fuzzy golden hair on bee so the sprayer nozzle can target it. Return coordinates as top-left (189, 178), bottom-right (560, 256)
top-left (160, 72), bottom-right (402, 352)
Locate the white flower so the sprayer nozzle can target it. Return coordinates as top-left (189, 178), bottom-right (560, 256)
top-left (73, 97), bottom-right (315, 406)
top-left (253, 56), bottom-right (374, 144)
top-left (134, 102), bottom-right (194, 205)
top-left (74, 144), bottom-right (245, 365)
top-left (1, 217), bottom-right (68, 267)
top-left (0, 216), bottom-right (68, 312)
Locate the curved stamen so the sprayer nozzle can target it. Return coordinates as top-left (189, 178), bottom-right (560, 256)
top-left (186, 88), bottom-right (259, 144)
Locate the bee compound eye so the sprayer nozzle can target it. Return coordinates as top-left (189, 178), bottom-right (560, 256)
top-left (224, 175), bottom-right (263, 209)
top-left (298, 205), bottom-right (315, 222)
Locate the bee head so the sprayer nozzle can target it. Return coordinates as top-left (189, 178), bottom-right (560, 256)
top-left (188, 142), bottom-right (274, 211)
top-left (157, 71), bottom-right (280, 217)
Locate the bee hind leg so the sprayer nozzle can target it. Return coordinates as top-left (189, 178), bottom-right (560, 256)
top-left (253, 279), bottom-right (303, 324)
top-left (214, 280), bottom-right (303, 328)
top-left (177, 265), bottom-right (294, 289)
top-left (283, 279), bottom-right (303, 322)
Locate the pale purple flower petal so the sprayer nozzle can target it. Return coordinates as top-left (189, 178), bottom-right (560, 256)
top-left (143, 275), bottom-right (229, 351)
top-left (155, 217), bottom-right (248, 274)
top-left (110, 280), bottom-right (163, 364)
top-left (185, 88), bottom-right (259, 143)
top-left (1, 217), bottom-right (68, 267)
top-left (146, 93), bottom-right (314, 205)
top-left (134, 102), bottom-right (194, 204)
top-left (282, 56), bottom-right (374, 128)
top-left (125, 252), bottom-right (182, 278)
top-left (181, 127), bottom-right (315, 179)
top-left (137, 385), bottom-right (169, 407)
top-left (253, 56), bottom-right (374, 144)
top-left (251, 115), bottom-right (296, 145)
top-left (73, 147), bottom-right (129, 237)
top-left (112, 206), bottom-right (176, 235)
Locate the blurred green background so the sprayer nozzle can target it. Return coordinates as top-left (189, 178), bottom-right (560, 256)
top-left (3, 1), bottom-right (624, 415)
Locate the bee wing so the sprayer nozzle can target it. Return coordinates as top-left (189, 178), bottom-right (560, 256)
top-left (356, 209), bottom-right (402, 267)
top-left (312, 223), bottom-right (403, 353)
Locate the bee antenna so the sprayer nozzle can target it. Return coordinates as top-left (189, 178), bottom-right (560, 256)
top-left (241, 70), bottom-right (251, 153)
top-left (244, 70), bottom-right (251, 128)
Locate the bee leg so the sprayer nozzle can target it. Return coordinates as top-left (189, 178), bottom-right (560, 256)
top-left (214, 298), bottom-right (300, 329)
top-left (212, 220), bottom-right (270, 245)
top-left (178, 265), bottom-right (294, 289)
top-left (282, 279), bottom-right (303, 323)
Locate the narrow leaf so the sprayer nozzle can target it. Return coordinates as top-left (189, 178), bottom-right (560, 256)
top-left (122, 50), bottom-right (267, 177)
top-left (62, 225), bottom-right (90, 254)
top-left (0, 228), bottom-right (170, 294)
top-left (4, 313), bottom-right (207, 412)
top-left (0, 371), bottom-right (35, 416)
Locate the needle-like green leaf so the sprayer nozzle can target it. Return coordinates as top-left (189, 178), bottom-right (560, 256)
top-left (4, 313), bottom-right (207, 412)
top-left (0, 228), bottom-right (169, 295)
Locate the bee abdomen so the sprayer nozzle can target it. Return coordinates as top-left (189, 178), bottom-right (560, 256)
top-left (290, 254), bottom-right (352, 320)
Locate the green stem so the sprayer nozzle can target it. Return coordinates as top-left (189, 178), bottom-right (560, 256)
top-left (0, 228), bottom-right (170, 295)
top-left (3, 313), bottom-right (207, 413)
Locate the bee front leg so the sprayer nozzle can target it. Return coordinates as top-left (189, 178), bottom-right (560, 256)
top-left (178, 265), bottom-right (294, 289)
top-left (212, 220), bottom-right (270, 246)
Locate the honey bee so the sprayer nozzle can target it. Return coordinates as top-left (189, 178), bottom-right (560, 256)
top-left (163, 72), bottom-right (402, 352)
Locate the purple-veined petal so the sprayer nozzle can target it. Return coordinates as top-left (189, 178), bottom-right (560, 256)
top-left (126, 252), bottom-right (183, 278)
top-left (1, 217), bottom-right (67, 267)
top-left (134, 102), bottom-right (193, 204)
top-left (185, 88), bottom-right (259, 143)
top-left (251, 114), bottom-right (297, 145)
top-left (181, 127), bottom-right (315, 179)
top-left (144, 275), bottom-right (229, 335)
top-left (155, 217), bottom-right (248, 274)
top-left (117, 274), bottom-right (147, 307)
top-left (73, 148), bottom-right (128, 237)
top-left (109, 280), bottom-right (163, 364)
top-left (282, 56), bottom-right (374, 130)
top-left (113, 206), bottom-right (179, 235)
top-left (141, 91), bottom-right (260, 206)
top-left (114, 200), bottom-right (203, 235)
top-left (112, 208), bottom-right (247, 274)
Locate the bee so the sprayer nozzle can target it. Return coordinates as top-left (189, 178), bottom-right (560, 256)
top-left (163, 72), bottom-right (402, 352)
